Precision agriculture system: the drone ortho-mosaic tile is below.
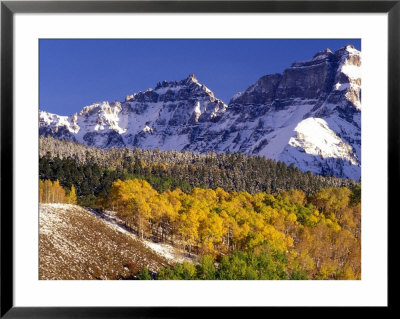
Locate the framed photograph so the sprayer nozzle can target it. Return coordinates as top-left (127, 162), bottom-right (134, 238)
top-left (1, 0), bottom-right (395, 317)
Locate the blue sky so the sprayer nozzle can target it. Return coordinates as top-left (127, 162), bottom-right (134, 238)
top-left (40, 39), bottom-right (361, 115)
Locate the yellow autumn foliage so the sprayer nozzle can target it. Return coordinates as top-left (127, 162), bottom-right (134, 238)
top-left (104, 179), bottom-right (360, 279)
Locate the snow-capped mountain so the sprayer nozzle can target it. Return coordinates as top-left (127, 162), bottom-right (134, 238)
top-left (40, 74), bottom-right (228, 151)
top-left (39, 45), bottom-right (361, 180)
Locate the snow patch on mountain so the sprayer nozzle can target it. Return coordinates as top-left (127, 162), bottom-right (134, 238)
top-left (334, 82), bottom-right (351, 91)
top-left (255, 103), bottom-right (315, 159)
top-left (39, 110), bottom-right (80, 134)
top-left (341, 64), bottom-right (361, 80)
top-left (194, 101), bottom-right (202, 122)
top-left (288, 117), bottom-right (358, 165)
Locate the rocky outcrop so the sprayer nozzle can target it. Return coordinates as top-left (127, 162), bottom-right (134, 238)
top-left (219, 45), bottom-right (361, 180)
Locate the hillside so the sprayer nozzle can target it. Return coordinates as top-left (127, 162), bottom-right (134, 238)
top-left (39, 203), bottom-right (190, 280)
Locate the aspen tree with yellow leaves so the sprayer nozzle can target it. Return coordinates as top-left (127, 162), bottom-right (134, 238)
top-left (39, 179), bottom-right (66, 203)
top-left (66, 185), bottom-right (77, 204)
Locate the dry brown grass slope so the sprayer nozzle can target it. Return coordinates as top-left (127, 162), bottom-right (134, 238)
top-left (39, 204), bottom-right (169, 280)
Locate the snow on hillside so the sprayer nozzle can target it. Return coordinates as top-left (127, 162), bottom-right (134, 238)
top-left (87, 208), bottom-right (191, 264)
top-left (39, 204), bottom-right (191, 280)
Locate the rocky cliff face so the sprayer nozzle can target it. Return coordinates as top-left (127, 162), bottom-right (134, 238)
top-left (39, 45), bottom-right (361, 180)
top-left (211, 45), bottom-right (361, 179)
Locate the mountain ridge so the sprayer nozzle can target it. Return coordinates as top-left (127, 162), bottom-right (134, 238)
top-left (39, 45), bottom-right (361, 180)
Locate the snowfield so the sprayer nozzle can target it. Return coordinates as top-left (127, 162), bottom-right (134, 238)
top-left (39, 204), bottom-right (191, 280)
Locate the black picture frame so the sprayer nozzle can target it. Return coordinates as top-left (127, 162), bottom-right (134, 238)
top-left (1, 0), bottom-right (395, 317)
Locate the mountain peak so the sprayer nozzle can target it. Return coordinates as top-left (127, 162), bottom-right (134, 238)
top-left (153, 74), bottom-right (199, 91)
top-left (344, 44), bottom-right (360, 55)
top-left (344, 44), bottom-right (357, 51)
top-left (311, 48), bottom-right (333, 60)
top-left (182, 73), bottom-right (199, 85)
top-left (334, 45), bottom-right (360, 57)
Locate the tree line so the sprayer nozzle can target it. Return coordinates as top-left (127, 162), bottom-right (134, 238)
top-left (39, 136), bottom-right (358, 207)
